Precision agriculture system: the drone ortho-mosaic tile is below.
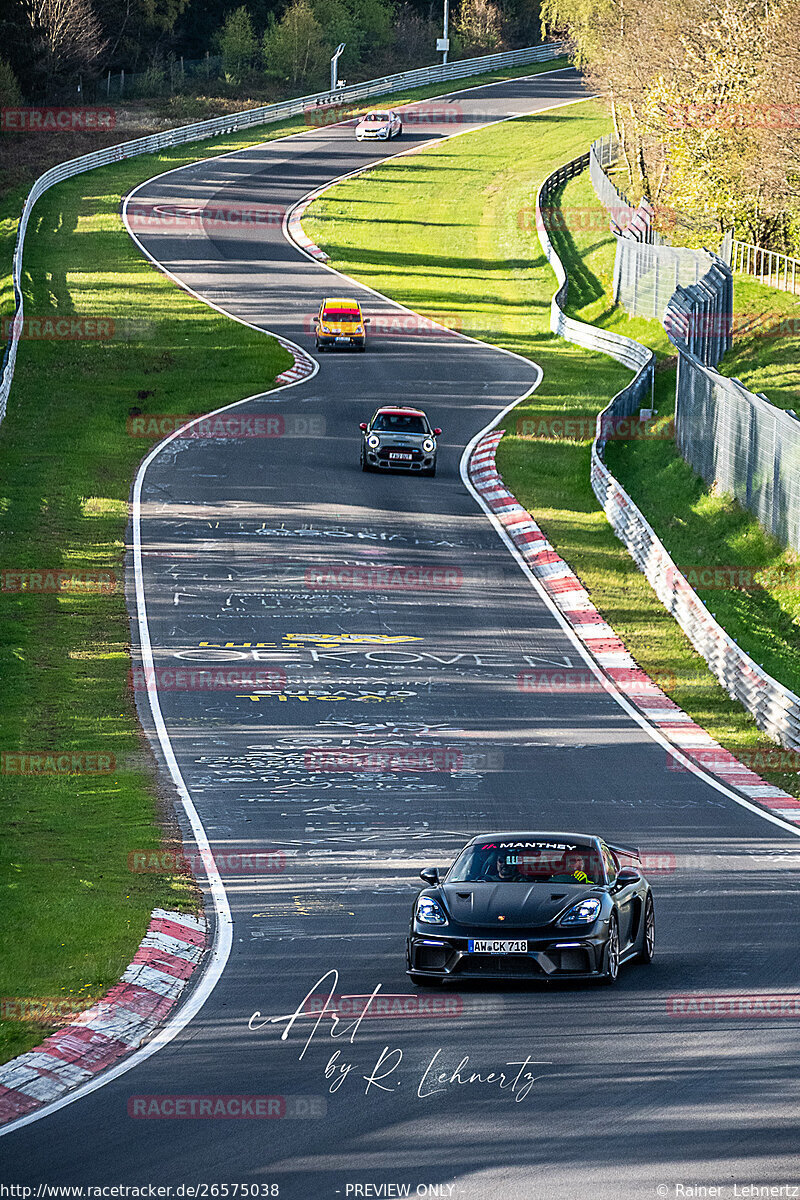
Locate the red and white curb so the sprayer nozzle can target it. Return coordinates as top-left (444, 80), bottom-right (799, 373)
top-left (469, 429), bottom-right (800, 826)
top-left (0, 908), bottom-right (206, 1125)
top-left (286, 195), bottom-right (330, 262)
top-left (274, 335), bottom-right (316, 385)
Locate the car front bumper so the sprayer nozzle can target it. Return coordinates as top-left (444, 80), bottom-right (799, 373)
top-left (317, 334), bottom-right (365, 349)
top-left (366, 452), bottom-right (436, 472)
top-left (407, 929), bottom-right (608, 980)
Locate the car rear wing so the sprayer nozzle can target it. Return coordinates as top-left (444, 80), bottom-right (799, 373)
top-left (607, 841), bottom-right (640, 861)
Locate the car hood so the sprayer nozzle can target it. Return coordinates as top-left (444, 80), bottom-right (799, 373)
top-left (322, 320), bottom-right (362, 333)
top-left (437, 882), bottom-right (603, 928)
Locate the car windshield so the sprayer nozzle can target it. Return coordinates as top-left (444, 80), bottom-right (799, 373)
top-left (323, 308), bottom-right (360, 321)
top-left (371, 413), bottom-right (427, 434)
top-left (366, 113), bottom-right (389, 122)
top-left (447, 841), bottom-right (605, 884)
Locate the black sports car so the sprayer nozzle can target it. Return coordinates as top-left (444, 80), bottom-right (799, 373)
top-left (406, 832), bottom-right (655, 985)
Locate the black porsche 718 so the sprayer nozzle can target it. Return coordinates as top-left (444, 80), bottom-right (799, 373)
top-left (406, 832), bottom-right (655, 985)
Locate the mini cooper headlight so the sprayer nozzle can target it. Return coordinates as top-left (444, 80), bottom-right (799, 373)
top-left (367, 434), bottom-right (380, 449)
top-left (422, 438), bottom-right (435, 453)
top-left (559, 897), bottom-right (602, 925)
top-left (416, 896), bottom-right (447, 925)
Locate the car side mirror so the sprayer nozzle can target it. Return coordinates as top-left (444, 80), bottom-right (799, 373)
top-left (419, 867), bottom-right (440, 886)
top-left (433, 428), bottom-right (442, 436)
top-left (312, 317), bottom-right (319, 325)
top-left (359, 422), bottom-right (368, 431)
top-left (616, 866), bottom-right (640, 885)
top-left (363, 317), bottom-right (371, 324)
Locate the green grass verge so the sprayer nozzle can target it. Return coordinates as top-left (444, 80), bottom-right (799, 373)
top-left (303, 101), bottom-right (800, 802)
top-left (717, 276), bottom-right (800, 410)
top-left (0, 53), bottom-right (570, 1066)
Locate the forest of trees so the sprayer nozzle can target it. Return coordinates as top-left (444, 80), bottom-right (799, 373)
top-left (543, 0), bottom-right (800, 251)
top-left (0, 0), bottom-right (542, 102)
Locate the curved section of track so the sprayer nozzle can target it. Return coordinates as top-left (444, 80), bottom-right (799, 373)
top-left (5, 68), bottom-right (800, 1199)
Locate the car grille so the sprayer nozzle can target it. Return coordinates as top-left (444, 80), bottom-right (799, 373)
top-left (377, 445), bottom-right (423, 462)
top-left (454, 955), bottom-right (544, 977)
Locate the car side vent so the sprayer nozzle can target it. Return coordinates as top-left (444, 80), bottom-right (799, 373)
top-left (550, 893), bottom-right (567, 900)
top-left (456, 892), bottom-right (472, 900)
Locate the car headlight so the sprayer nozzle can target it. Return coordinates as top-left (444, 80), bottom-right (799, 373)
top-left (422, 438), bottom-right (435, 453)
top-left (367, 434), bottom-right (380, 449)
top-left (319, 325), bottom-right (330, 334)
top-left (355, 326), bottom-right (363, 334)
top-left (416, 896), bottom-right (447, 925)
top-left (559, 897), bottom-right (602, 926)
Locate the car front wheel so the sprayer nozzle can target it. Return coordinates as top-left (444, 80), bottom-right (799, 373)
top-left (600, 915), bottom-right (620, 985)
top-left (637, 895), bottom-right (655, 963)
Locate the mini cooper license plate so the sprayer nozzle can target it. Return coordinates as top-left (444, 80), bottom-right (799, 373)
top-left (389, 452), bottom-right (412, 460)
top-left (469, 939), bottom-right (528, 954)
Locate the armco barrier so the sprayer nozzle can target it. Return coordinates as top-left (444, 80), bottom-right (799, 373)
top-left (535, 153), bottom-right (656, 446)
top-left (536, 151), bottom-right (800, 752)
top-left (0, 41), bottom-right (564, 426)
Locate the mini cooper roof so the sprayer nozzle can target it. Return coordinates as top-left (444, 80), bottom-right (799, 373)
top-left (374, 406), bottom-right (426, 417)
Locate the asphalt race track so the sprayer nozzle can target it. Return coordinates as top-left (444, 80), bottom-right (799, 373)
top-left (5, 67), bottom-right (800, 1199)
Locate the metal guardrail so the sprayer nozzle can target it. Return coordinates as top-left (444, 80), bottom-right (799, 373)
top-left (536, 153), bottom-right (656, 450)
top-left (536, 150), bottom-right (800, 752)
top-left (0, 40), bottom-right (565, 426)
top-left (730, 238), bottom-right (800, 295)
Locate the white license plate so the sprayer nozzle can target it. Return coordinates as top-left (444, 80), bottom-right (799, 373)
top-left (335, 336), bottom-right (350, 344)
top-left (389, 452), bottom-right (412, 460)
top-left (469, 939), bottom-right (528, 954)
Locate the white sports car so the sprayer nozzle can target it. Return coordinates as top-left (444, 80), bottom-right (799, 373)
top-left (355, 109), bottom-right (403, 141)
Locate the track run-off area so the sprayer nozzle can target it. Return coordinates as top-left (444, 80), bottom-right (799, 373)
top-left (5, 67), bottom-right (800, 1199)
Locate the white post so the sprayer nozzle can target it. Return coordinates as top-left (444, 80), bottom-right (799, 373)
top-left (443, 0), bottom-right (449, 63)
top-left (331, 43), bottom-right (346, 93)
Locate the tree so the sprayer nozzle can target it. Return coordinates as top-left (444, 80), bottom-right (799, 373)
top-left (220, 6), bottom-right (257, 82)
top-left (263, 0), bottom-right (328, 86)
top-left (541, 0), bottom-right (800, 250)
top-left (0, 57), bottom-right (23, 103)
top-left (456, 0), bottom-right (502, 52)
top-left (22, 0), bottom-right (107, 91)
